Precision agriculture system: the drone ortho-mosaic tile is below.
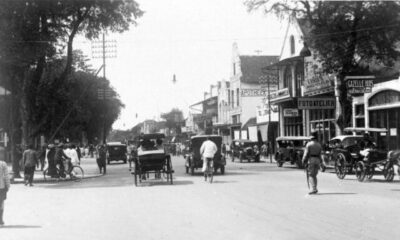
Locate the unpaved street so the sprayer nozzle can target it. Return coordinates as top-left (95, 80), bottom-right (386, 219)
top-left (2, 156), bottom-right (400, 240)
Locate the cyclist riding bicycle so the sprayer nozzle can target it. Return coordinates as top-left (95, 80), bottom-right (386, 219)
top-left (200, 137), bottom-right (217, 181)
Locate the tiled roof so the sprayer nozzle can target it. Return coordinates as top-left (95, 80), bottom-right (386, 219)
top-left (239, 55), bottom-right (279, 83)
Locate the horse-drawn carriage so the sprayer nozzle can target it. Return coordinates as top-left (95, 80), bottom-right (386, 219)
top-left (132, 133), bottom-right (174, 186)
top-left (325, 127), bottom-right (391, 182)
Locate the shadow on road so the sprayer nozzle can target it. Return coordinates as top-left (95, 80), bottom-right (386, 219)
top-left (316, 192), bottom-right (357, 195)
top-left (135, 180), bottom-right (193, 187)
top-left (0, 225), bottom-right (41, 229)
top-left (211, 180), bottom-right (237, 184)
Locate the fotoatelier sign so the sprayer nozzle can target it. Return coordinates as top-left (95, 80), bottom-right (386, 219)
top-left (345, 76), bottom-right (374, 94)
top-left (298, 98), bottom-right (335, 109)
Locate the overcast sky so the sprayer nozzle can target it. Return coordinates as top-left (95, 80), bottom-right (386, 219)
top-left (76, 0), bottom-right (286, 130)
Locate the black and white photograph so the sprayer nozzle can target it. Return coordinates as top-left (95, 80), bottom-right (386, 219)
top-left (1, 0), bottom-right (400, 239)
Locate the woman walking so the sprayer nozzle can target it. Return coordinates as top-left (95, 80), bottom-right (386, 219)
top-left (0, 157), bottom-right (11, 226)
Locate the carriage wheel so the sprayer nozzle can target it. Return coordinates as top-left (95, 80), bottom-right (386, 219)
top-left (383, 162), bottom-right (395, 182)
top-left (335, 154), bottom-right (347, 179)
top-left (355, 161), bottom-right (366, 182)
top-left (366, 165), bottom-right (375, 180)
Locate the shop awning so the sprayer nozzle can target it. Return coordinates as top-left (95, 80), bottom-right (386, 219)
top-left (241, 117), bottom-right (257, 130)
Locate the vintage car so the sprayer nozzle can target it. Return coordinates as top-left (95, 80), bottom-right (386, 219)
top-left (275, 136), bottom-right (311, 169)
top-left (133, 133), bottom-right (173, 186)
top-left (231, 139), bottom-right (260, 163)
top-left (324, 127), bottom-right (388, 180)
top-left (185, 135), bottom-right (226, 175)
top-left (106, 142), bottom-right (127, 164)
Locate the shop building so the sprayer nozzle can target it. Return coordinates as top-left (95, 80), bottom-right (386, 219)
top-left (351, 77), bottom-right (400, 150)
top-left (229, 43), bottom-right (279, 140)
top-left (267, 17), bottom-right (337, 144)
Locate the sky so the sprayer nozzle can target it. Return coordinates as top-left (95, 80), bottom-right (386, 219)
top-left (75, 0), bottom-right (287, 130)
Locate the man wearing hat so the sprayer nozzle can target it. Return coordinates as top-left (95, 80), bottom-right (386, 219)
top-left (302, 131), bottom-right (322, 194)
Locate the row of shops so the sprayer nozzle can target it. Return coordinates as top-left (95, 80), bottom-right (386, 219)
top-left (186, 17), bottom-right (400, 152)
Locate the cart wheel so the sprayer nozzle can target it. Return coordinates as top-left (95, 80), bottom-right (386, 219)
top-left (220, 165), bottom-right (225, 174)
top-left (366, 165), bottom-right (375, 180)
top-left (355, 161), bottom-right (366, 182)
top-left (383, 162), bottom-right (395, 182)
top-left (335, 154), bottom-right (347, 179)
top-left (71, 166), bottom-right (84, 181)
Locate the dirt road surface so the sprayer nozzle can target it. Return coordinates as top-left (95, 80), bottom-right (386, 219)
top-left (2, 156), bottom-right (400, 240)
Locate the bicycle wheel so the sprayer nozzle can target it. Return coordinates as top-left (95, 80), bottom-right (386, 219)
top-left (70, 166), bottom-right (84, 181)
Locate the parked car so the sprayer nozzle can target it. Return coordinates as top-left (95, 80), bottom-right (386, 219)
top-left (275, 136), bottom-right (311, 168)
top-left (184, 135), bottom-right (226, 175)
top-left (231, 139), bottom-right (260, 163)
top-left (106, 142), bottom-right (127, 164)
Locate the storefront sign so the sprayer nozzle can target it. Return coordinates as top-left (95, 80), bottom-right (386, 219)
top-left (203, 96), bottom-right (218, 116)
top-left (283, 108), bottom-right (299, 117)
top-left (298, 98), bottom-right (335, 109)
top-left (303, 57), bottom-right (335, 96)
top-left (241, 88), bottom-right (266, 97)
top-left (345, 76), bottom-right (374, 94)
top-left (270, 88), bottom-right (290, 102)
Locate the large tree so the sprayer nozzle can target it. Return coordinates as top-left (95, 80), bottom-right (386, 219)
top-left (160, 108), bottom-right (184, 135)
top-left (0, 0), bottom-right (143, 145)
top-left (245, 0), bottom-right (400, 130)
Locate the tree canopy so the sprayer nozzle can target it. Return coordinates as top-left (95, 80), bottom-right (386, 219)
top-left (245, 0), bottom-right (400, 128)
top-left (0, 0), bottom-right (143, 145)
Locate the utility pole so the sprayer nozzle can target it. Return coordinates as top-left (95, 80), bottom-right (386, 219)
top-left (92, 34), bottom-right (117, 144)
top-left (260, 67), bottom-right (279, 163)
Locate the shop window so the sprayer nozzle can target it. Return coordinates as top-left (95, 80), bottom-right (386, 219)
top-left (294, 63), bottom-right (304, 97)
top-left (355, 104), bottom-right (364, 117)
top-left (231, 90), bottom-right (234, 107)
top-left (369, 90), bottom-right (400, 107)
top-left (236, 88), bottom-right (239, 106)
top-left (283, 66), bottom-right (292, 89)
top-left (290, 35), bottom-right (295, 55)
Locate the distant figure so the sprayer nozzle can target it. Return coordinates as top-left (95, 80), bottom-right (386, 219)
top-left (97, 145), bottom-right (107, 174)
top-left (221, 143), bottom-right (226, 157)
top-left (23, 144), bottom-right (38, 186)
top-left (46, 144), bottom-right (58, 178)
top-left (0, 157), bottom-right (11, 226)
top-left (302, 131), bottom-right (322, 195)
top-left (55, 143), bottom-right (70, 178)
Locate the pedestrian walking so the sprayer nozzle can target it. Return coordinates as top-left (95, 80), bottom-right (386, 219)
top-left (302, 131), bottom-right (322, 195)
top-left (97, 144), bottom-right (107, 174)
top-left (46, 144), bottom-right (58, 177)
top-left (23, 144), bottom-right (38, 186)
top-left (0, 157), bottom-right (10, 226)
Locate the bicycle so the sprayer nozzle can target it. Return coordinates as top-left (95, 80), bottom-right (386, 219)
top-left (43, 162), bottom-right (84, 182)
top-left (204, 158), bottom-right (214, 183)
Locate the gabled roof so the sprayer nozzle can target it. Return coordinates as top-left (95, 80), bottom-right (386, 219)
top-left (239, 55), bottom-right (279, 83)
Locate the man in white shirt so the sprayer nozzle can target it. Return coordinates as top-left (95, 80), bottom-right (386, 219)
top-left (200, 137), bottom-right (217, 176)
